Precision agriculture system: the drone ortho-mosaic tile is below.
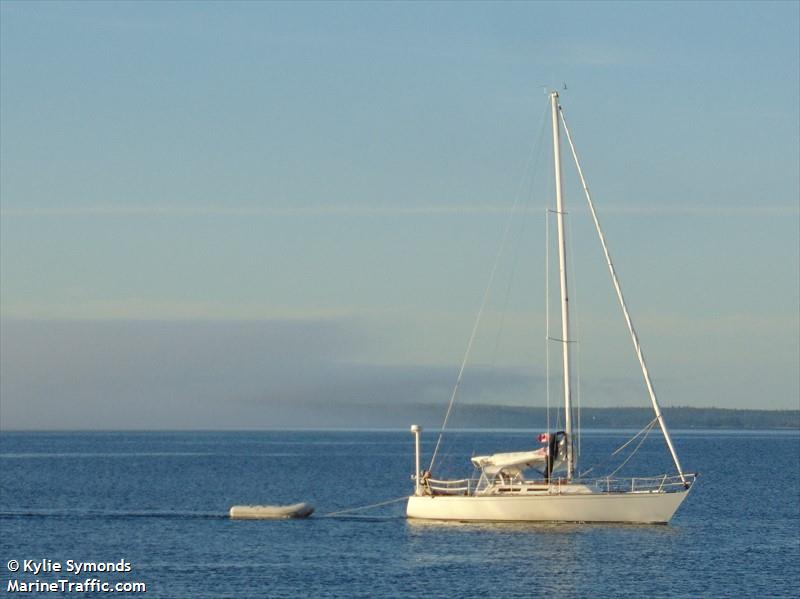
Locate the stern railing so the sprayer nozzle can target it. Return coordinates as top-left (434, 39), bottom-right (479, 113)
top-left (419, 473), bottom-right (696, 496)
top-left (423, 477), bottom-right (478, 496)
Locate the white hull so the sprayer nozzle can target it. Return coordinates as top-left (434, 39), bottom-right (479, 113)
top-left (407, 489), bottom-right (690, 524)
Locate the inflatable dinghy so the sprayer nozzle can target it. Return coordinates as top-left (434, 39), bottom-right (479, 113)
top-left (229, 502), bottom-right (314, 520)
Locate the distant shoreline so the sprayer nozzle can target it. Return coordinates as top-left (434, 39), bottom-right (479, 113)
top-left (1, 405), bottom-right (797, 432)
top-left (412, 405), bottom-right (800, 431)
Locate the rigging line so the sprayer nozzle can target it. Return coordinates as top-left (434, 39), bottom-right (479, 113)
top-left (607, 419), bottom-right (657, 479)
top-left (566, 212), bottom-right (582, 462)
top-left (488, 193), bottom-right (531, 418)
top-left (490, 110), bottom-right (547, 368)
top-left (546, 250), bottom-right (563, 442)
top-left (558, 106), bottom-right (687, 483)
top-left (320, 496), bottom-right (408, 518)
top-left (428, 100), bottom-right (550, 473)
top-left (428, 99), bottom-right (547, 472)
top-left (578, 417), bottom-right (657, 478)
top-left (566, 216), bottom-right (583, 464)
top-left (612, 417), bottom-right (658, 456)
top-left (545, 207), bottom-right (551, 440)
top-left (427, 199), bottom-right (510, 473)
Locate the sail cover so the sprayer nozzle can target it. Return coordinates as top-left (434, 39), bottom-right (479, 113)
top-left (471, 432), bottom-right (568, 478)
top-left (471, 449), bottom-right (549, 477)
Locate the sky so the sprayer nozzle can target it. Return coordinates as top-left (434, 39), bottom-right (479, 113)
top-left (1, 1), bottom-right (798, 429)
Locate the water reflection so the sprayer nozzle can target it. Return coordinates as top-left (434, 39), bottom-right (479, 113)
top-left (405, 518), bottom-right (682, 536)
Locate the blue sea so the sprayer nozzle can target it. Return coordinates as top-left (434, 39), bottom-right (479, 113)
top-left (1, 430), bottom-right (798, 597)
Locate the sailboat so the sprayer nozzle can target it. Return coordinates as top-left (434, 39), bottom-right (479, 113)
top-left (406, 92), bottom-right (696, 524)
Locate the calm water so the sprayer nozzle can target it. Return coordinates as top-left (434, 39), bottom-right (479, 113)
top-left (1, 430), bottom-right (798, 597)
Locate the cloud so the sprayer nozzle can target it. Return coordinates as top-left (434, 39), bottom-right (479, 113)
top-left (3, 309), bottom-right (795, 430)
top-left (0, 204), bottom-right (509, 218)
top-left (0, 299), bottom-right (360, 321)
top-left (0, 318), bottom-right (353, 429)
top-left (0, 318), bottom-right (540, 430)
top-left (2, 202), bottom-right (796, 219)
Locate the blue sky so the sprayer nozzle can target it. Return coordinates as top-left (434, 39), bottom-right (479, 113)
top-left (1, 1), bottom-right (798, 428)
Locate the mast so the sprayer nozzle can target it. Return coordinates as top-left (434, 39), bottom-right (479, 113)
top-left (550, 91), bottom-right (574, 480)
